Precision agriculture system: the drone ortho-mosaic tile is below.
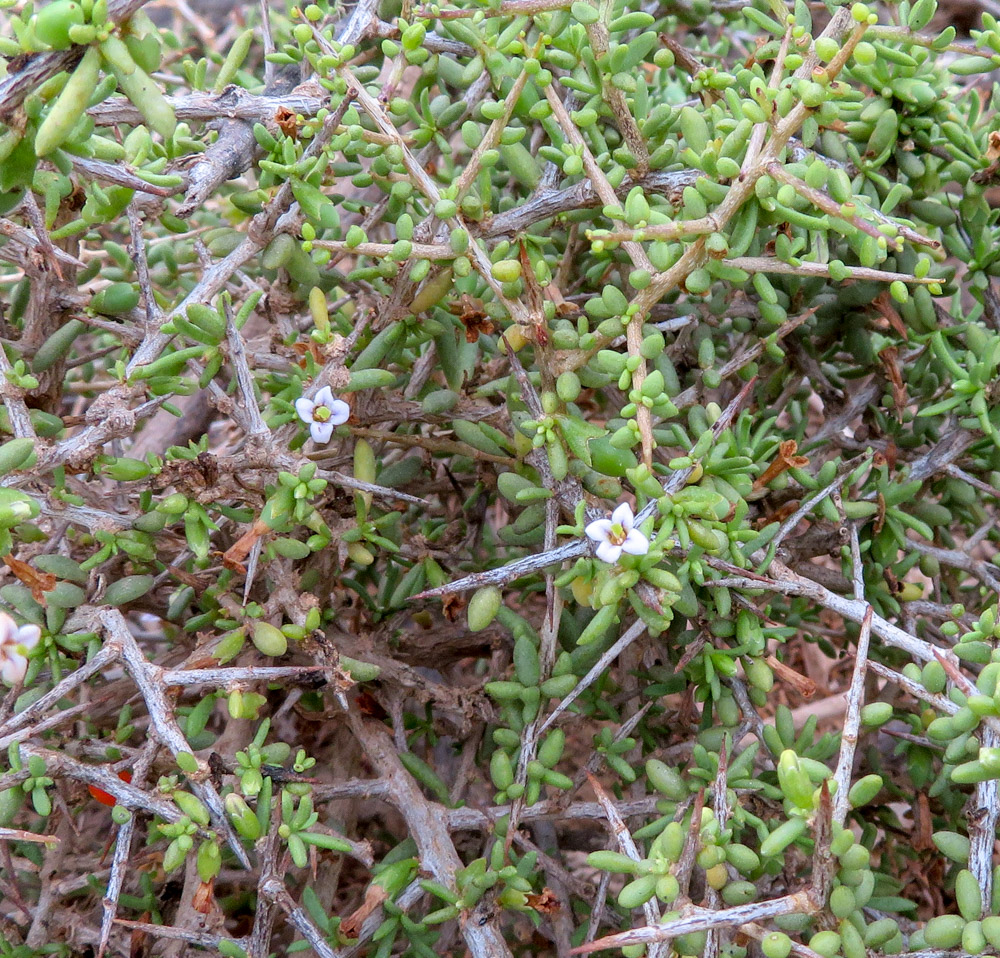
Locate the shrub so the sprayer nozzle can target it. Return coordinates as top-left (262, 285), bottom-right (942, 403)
top-left (1, 0), bottom-right (1000, 953)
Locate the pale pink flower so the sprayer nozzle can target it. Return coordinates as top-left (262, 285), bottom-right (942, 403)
top-left (295, 386), bottom-right (350, 443)
top-left (0, 612), bottom-right (41, 684)
top-left (585, 503), bottom-right (650, 565)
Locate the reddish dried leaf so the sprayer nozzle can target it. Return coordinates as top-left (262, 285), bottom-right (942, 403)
top-left (545, 283), bottom-right (572, 315)
top-left (883, 439), bottom-right (899, 472)
top-left (878, 345), bottom-right (907, 420)
top-left (874, 291), bottom-right (908, 341)
top-left (753, 439), bottom-right (809, 490)
top-left (341, 884), bottom-right (389, 938)
top-left (765, 654), bottom-right (817, 698)
top-left (130, 922), bottom-right (148, 958)
top-left (192, 879), bottom-right (216, 915)
top-left (518, 240), bottom-right (544, 316)
top-left (442, 592), bottom-right (465, 622)
top-left (222, 518), bottom-right (270, 574)
top-left (448, 294), bottom-right (495, 343)
top-left (768, 499), bottom-right (801, 525)
top-left (355, 691), bottom-right (387, 719)
top-left (274, 106), bottom-right (299, 138)
top-left (914, 792), bottom-right (933, 850)
top-left (89, 770), bottom-right (133, 807)
top-left (166, 565), bottom-right (209, 590)
top-left (3, 555), bottom-right (57, 604)
top-left (526, 888), bottom-right (561, 914)
top-left (676, 633), bottom-right (707, 672)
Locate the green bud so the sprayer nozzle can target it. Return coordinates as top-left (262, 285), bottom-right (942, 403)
top-left (490, 749), bottom-right (514, 790)
top-left (172, 790), bottom-right (211, 825)
top-left (923, 915), bottom-right (965, 949)
top-left (860, 702), bottom-right (892, 727)
top-left (0, 438), bottom-right (36, 476)
top-left (197, 839), bottom-right (222, 882)
top-left (957, 869), bottom-right (984, 921)
top-left (513, 635), bottom-right (541, 687)
top-left (829, 884), bottom-right (856, 918)
top-left (251, 621), bottom-right (288, 657)
top-left (104, 575), bottom-right (154, 607)
top-left (963, 920), bottom-right (987, 956)
top-left (537, 728), bottom-right (565, 768)
top-left (468, 586), bottom-right (502, 632)
top-left (491, 260), bottom-right (522, 283)
top-left (618, 873), bottom-right (658, 909)
top-left (646, 758), bottom-right (687, 800)
top-left (761, 932), bottom-right (792, 958)
top-left (932, 830), bottom-right (970, 863)
top-left (982, 916), bottom-right (1000, 948)
top-left (809, 932), bottom-right (841, 957)
top-left (847, 773), bottom-right (882, 808)
top-left (587, 849), bottom-right (639, 873)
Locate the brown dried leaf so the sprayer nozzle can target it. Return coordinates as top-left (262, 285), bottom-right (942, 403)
top-left (878, 345), bottom-right (907, 420)
top-left (192, 879), bottom-right (216, 915)
top-left (914, 792), bottom-right (933, 850)
top-left (341, 884), bottom-right (389, 938)
top-left (767, 499), bottom-right (801, 526)
top-left (129, 915), bottom-right (150, 958)
top-left (753, 440), bottom-right (809, 490)
top-left (884, 439), bottom-right (899, 472)
top-left (166, 565), bottom-right (209, 590)
top-left (526, 888), bottom-right (561, 914)
top-left (222, 518), bottom-right (270, 574)
top-left (518, 239), bottom-right (545, 319)
top-left (987, 129), bottom-right (1000, 162)
top-left (355, 690), bottom-right (387, 719)
top-left (442, 592), bottom-right (465, 622)
top-left (274, 105), bottom-right (299, 138)
top-left (676, 633), bottom-right (707, 672)
top-left (3, 555), bottom-right (57, 604)
top-left (874, 291), bottom-right (908, 341)
top-left (448, 294), bottom-right (495, 343)
top-left (544, 282), bottom-right (570, 312)
top-left (765, 654), bottom-right (817, 698)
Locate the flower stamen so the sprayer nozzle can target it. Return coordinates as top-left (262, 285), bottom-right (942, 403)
top-left (584, 503), bottom-right (650, 566)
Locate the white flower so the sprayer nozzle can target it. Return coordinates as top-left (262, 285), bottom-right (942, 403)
top-left (585, 503), bottom-right (650, 565)
top-left (295, 386), bottom-right (350, 443)
top-left (0, 612), bottom-right (40, 685)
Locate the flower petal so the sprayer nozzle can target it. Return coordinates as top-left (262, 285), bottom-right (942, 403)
top-left (314, 385), bottom-right (336, 408)
top-left (327, 398), bottom-right (351, 426)
top-left (15, 624), bottom-right (40, 651)
top-left (0, 612), bottom-right (15, 643)
top-left (585, 519), bottom-right (614, 542)
top-left (621, 529), bottom-right (650, 556)
top-left (310, 421), bottom-right (335, 444)
top-left (595, 540), bottom-right (622, 564)
top-left (611, 502), bottom-right (634, 529)
top-left (294, 397), bottom-right (316, 423)
top-left (1, 655), bottom-right (26, 684)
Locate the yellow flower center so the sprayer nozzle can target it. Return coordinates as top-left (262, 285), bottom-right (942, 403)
top-left (608, 522), bottom-right (627, 546)
top-left (313, 405), bottom-right (331, 422)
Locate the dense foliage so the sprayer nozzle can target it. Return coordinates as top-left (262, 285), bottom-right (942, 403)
top-left (2, 0), bottom-right (1000, 954)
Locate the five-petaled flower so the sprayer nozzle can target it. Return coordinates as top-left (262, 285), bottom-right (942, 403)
top-left (295, 386), bottom-right (350, 444)
top-left (0, 612), bottom-right (40, 685)
top-left (585, 503), bottom-right (650, 565)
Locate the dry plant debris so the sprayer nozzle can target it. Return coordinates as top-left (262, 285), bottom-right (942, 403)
top-left (1, 0), bottom-right (1000, 954)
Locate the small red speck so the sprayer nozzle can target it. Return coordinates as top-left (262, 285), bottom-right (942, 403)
top-left (88, 770), bottom-right (132, 807)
